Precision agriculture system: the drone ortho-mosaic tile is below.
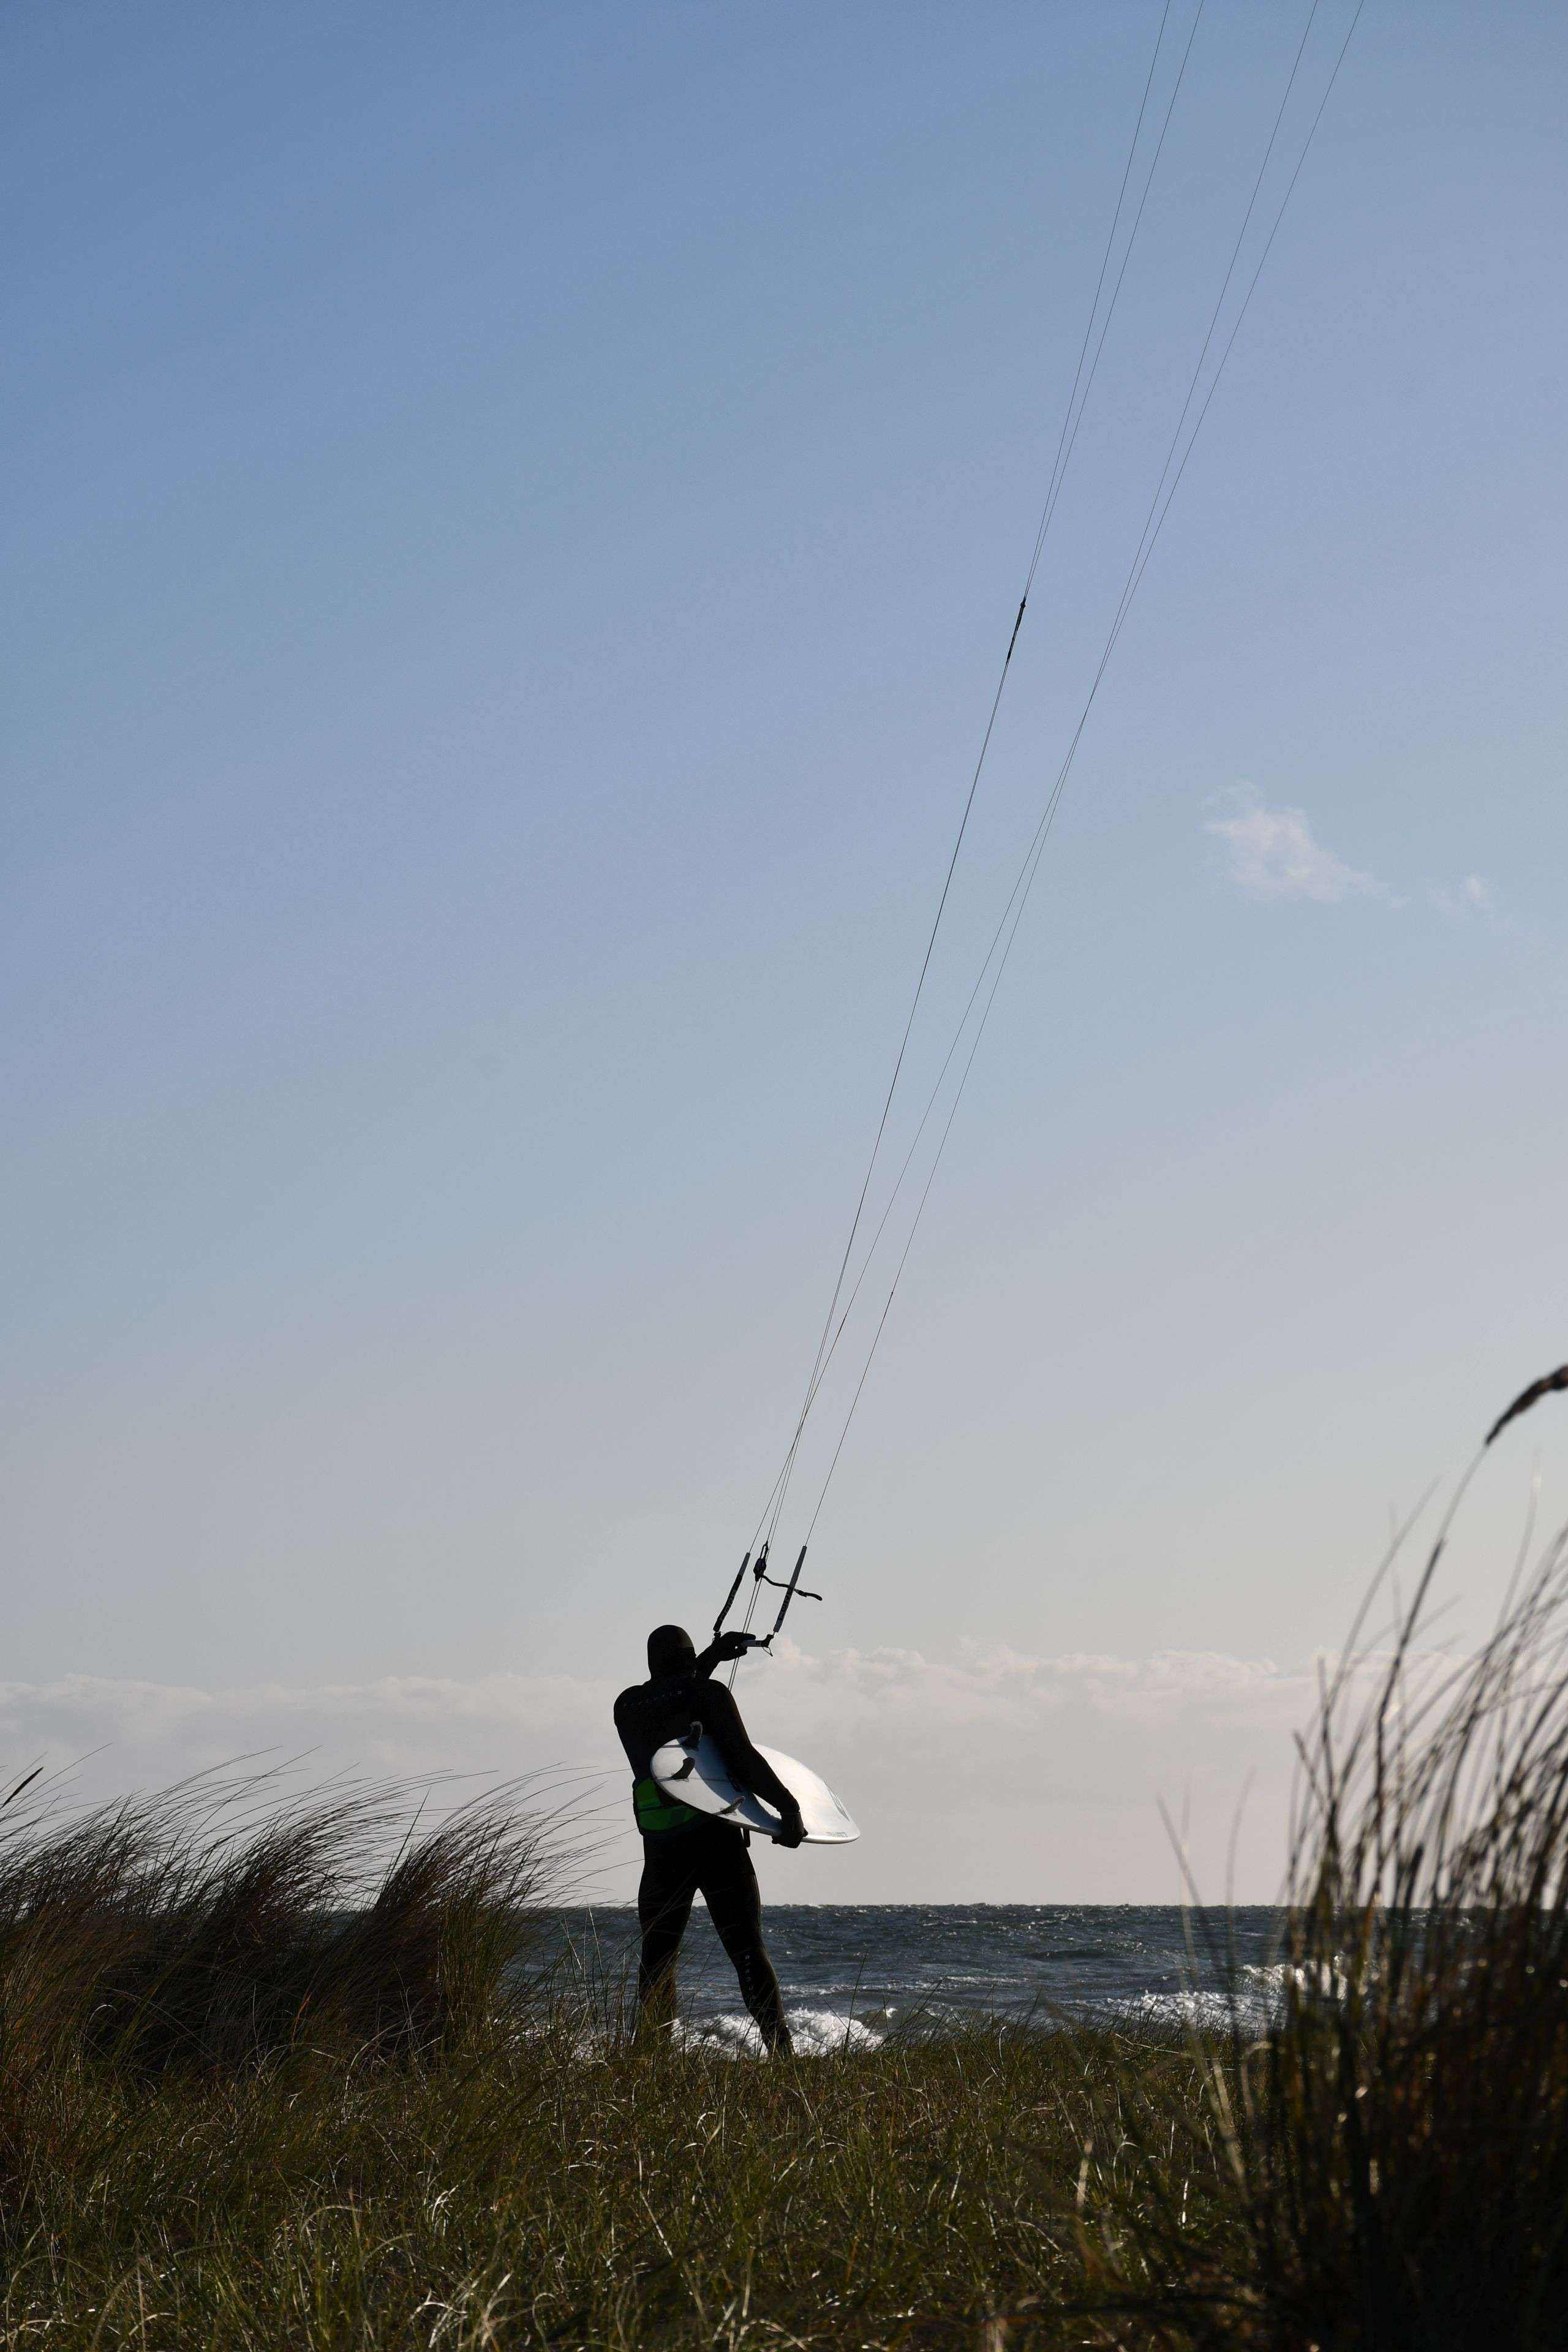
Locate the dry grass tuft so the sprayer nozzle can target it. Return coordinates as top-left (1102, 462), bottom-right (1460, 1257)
top-left (0, 1766), bottom-right (570, 2089)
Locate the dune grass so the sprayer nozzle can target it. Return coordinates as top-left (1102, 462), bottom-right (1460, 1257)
top-left (0, 1766), bottom-right (1198, 2347)
top-left (1068, 1374), bottom-right (1568, 2350)
top-left (1, 2010), bottom-right (1197, 2348)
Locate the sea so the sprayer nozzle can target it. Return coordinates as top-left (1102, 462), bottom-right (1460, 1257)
top-left (538, 1904), bottom-right (1291, 2056)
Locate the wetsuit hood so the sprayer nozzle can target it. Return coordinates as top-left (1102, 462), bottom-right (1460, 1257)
top-left (647, 1623), bottom-right (698, 1679)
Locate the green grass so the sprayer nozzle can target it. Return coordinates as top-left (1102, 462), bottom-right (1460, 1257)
top-left (0, 1761), bottom-right (1216, 2347)
top-left (0, 2018), bottom-right (1204, 2349)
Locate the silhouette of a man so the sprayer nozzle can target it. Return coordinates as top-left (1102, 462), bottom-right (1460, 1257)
top-left (614, 1623), bottom-right (804, 2052)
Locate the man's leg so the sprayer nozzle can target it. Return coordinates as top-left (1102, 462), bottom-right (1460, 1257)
top-left (698, 1825), bottom-right (793, 2055)
top-left (636, 1834), bottom-right (698, 2039)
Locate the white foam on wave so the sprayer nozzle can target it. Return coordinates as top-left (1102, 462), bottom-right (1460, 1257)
top-left (1108, 1987), bottom-right (1270, 2032)
top-left (676, 2007), bottom-right (886, 2059)
top-left (1245, 1956), bottom-right (1350, 2002)
top-left (1109, 1960), bottom-right (1352, 2034)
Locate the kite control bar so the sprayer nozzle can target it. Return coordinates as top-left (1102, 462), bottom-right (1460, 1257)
top-left (712, 1541), bottom-right (821, 1648)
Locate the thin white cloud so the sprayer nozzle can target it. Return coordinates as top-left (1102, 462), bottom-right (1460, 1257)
top-left (1205, 785), bottom-right (1496, 919)
top-left (0, 1645), bottom-right (1308, 1775)
top-left (0, 1643), bottom-right (1317, 1902)
top-left (1425, 872), bottom-right (1496, 916)
top-left (1206, 783), bottom-right (1375, 903)
top-left (0, 1668), bottom-right (608, 1784)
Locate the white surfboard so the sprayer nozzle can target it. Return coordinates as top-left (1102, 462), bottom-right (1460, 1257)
top-left (650, 1732), bottom-right (859, 1844)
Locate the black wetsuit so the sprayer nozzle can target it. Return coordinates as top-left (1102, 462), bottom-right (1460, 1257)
top-left (614, 1657), bottom-right (797, 2051)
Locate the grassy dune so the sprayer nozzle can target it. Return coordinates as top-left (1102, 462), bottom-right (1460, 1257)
top-left (0, 1762), bottom-right (1176, 2345)
top-left (5, 1379), bottom-right (1568, 2346)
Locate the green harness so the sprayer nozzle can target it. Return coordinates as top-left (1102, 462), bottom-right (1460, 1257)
top-left (633, 1775), bottom-right (698, 1836)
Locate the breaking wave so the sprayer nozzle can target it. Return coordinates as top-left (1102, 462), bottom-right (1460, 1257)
top-left (676, 2007), bottom-right (886, 2058)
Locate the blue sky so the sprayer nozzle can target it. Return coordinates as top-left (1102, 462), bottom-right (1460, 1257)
top-left (4, 2), bottom-right (1566, 1897)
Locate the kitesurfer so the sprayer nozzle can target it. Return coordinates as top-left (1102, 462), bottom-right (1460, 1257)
top-left (614, 1623), bottom-right (804, 2054)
